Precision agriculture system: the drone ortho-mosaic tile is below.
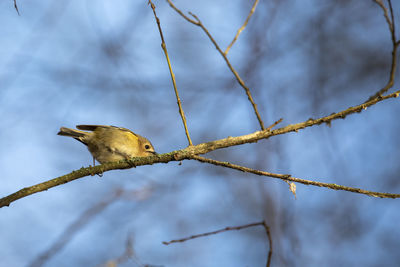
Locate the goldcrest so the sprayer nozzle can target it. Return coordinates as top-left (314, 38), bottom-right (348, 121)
top-left (58, 125), bottom-right (156, 164)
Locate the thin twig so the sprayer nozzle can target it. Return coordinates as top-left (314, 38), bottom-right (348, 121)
top-left (265, 118), bottom-right (283, 132)
top-left (14, 0), bottom-right (20, 15)
top-left (166, 0), bottom-right (266, 130)
top-left (1, 89), bottom-right (399, 207)
top-left (388, 0), bottom-right (396, 41)
top-left (149, 0), bottom-right (193, 145)
top-left (163, 220), bottom-right (261, 242)
top-left (373, 0), bottom-right (393, 32)
top-left (367, 0), bottom-right (399, 101)
top-left (191, 155), bottom-right (400, 199)
top-left (262, 221), bottom-right (273, 267)
top-left (166, 0), bottom-right (199, 24)
top-left (163, 220), bottom-right (272, 266)
top-left (225, 0), bottom-right (259, 55)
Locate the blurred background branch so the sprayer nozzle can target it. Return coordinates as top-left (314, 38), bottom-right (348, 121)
top-left (29, 186), bottom-right (154, 267)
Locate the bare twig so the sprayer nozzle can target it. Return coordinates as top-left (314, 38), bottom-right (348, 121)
top-left (162, 221), bottom-right (263, 244)
top-left (163, 220), bottom-right (272, 266)
top-left (263, 221), bottom-right (273, 267)
top-left (166, 0), bottom-right (266, 130)
top-left (388, 0), bottom-right (396, 40)
top-left (367, 0), bottom-right (399, 101)
top-left (1, 89), bottom-right (399, 207)
top-left (14, 0), bottom-right (20, 15)
top-left (225, 0), bottom-right (259, 55)
top-left (373, 0), bottom-right (393, 32)
top-left (149, 0), bottom-right (193, 146)
top-left (265, 118), bottom-right (283, 132)
top-left (191, 155), bottom-right (400, 199)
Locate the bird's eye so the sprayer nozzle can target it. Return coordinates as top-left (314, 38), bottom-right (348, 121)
top-left (145, 144), bottom-right (151, 150)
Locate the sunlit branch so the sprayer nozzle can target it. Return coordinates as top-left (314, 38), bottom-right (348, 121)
top-left (367, 0), bottom-right (399, 101)
top-left (166, 0), bottom-right (266, 130)
top-left (191, 156), bottom-right (400, 199)
top-left (148, 0), bottom-right (193, 146)
top-left (265, 118), bottom-right (283, 131)
top-left (225, 0), bottom-right (259, 55)
top-left (0, 89), bottom-right (399, 207)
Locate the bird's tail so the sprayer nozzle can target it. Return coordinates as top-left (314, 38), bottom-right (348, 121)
top-left (57, 127), bottom-right (87, 138)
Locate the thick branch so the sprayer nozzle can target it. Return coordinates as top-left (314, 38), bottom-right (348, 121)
top-left (0, 90), bottom-right (399, 207)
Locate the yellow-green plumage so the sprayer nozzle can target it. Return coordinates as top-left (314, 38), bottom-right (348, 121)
top-left (58, 125), bottom-right (156, 164)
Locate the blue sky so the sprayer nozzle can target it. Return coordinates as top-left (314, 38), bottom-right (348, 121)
top-left (0, 1), bottom-right (399, 266)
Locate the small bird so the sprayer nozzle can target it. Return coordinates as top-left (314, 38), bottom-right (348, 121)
top-left (58, 125), bottom-right (156, 165)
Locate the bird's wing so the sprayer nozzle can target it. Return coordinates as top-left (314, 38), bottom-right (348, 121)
top-left (76, 125), bottom-right (136, 135)
top-left (76, 125), bottom-right (111, 131)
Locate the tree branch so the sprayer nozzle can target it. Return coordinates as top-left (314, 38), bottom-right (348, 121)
top-left (149, 0), bottom-right (193, 146)
top-left (191, 155), bottom-right (400, 199)
top-left (163, 220), bottom-right (273, 267)
top-left (166, 0), bottom-right (266, 130)
top-left (1, 89), bottom-right (399, 207)
top-left (225, 0), bottom-right (260, 55)
top-left (14, 0), bottom-right (20, 15)
top-left (367, 0), bottom-right (399, 101)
